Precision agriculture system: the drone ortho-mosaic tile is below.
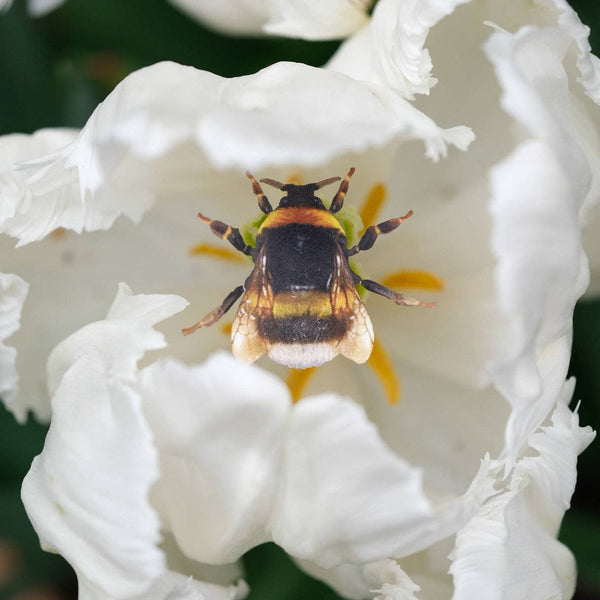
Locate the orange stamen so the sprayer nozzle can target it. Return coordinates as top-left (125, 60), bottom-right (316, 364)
top-left (286, 173), bottom-right (303, 185)
top-left (286, 367), bottom-right (317, 403)
top-left (50, 227), bottom-right (67, 239)
top-left (188, 243), bottom-right (245, 263)
top-left (367, 337), bottom-right (401, 404)
top-left (382, 270), bottom-right (444, 291)
top-left (359, 183), bottom-right (386, 231)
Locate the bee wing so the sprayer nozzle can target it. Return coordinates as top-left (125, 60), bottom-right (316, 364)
top-left (330, 248), bottom-right (374, 364)
top-left (231, 248), bottom-right (272, 363)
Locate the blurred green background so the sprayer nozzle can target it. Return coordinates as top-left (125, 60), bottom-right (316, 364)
top-left (0, 1), bottom-right (598, 598)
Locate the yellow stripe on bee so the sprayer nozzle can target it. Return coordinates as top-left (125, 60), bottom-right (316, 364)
top-left (259, 207), bottom-right (344, 232)
top-left (286, 367), bottom-right (317, 403)
top-left (368, 337), bottom-right (401, 404)
top-left (360, 183), bottom-right (387, 231)
top-left (381, 270), bottom-right (444, 291)
top-left (273, 292), bottom-right (332, 319)
top-left (188, 243), bottom-right (246, 263)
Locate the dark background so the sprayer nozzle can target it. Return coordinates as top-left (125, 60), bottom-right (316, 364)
top-left (0, 1), bottom-right (598, 598)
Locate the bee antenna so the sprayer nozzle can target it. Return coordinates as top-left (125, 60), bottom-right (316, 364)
top-left (259, 178), bottom-right (285, 190)
top-left (314, 176), bottom-right (341, 190)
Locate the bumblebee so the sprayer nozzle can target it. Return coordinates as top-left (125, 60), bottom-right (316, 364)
top-left (182, 168), bottom-right (432, 369)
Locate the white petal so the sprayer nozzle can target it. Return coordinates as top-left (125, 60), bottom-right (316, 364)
top-left (451, 488), bottom-right (576, 600)
top-left (484, 26), bottom-right (599, 453)
top-left (450, 384), bottom-right (595, 600)
top-left (550, 0), bottom-right (600, 102)
top-left (168, 0), bottom-right (267, 36)
top-left (128, 570), bottom-right (248, 600)
top-left (366, 560), bottom-right (421, 600)
top-left (27, 0), bottom-right (64, 16)
top-left (3, 61), bottom-right (473, 250)
top-left (0, 129), bottom-right (84, 246)
top-left (139, 353), bottom-right (290, 564)
top-left (23, 288), bottom-right (249, 599)
top-left (264, 0), bottom-right (369, 40)
top-left (0, 273), bottom-right (28, 421)
top-left (327, 0), bottom-right (470, 99)
top-left (489, 140), bottom-right (585, 399)
top-left (0, 0), bottom-right (65, 14)
top-left (370, 264), bottom-right (513, 392)
top-left (194, 62), bottom-right (473, 166)
top-left (22, 356), bottom-right (165, 600)
top-left (297, 558), bottom-right (420, 600)
top-left (159, 531), bottom-right (246, 590)
top-left (1, 197), bottom-right (206, 423)
top-left (362, 363), bottom-right (508, 498)
top-left (515, 382), bottom-right (595, 532)
top-left (47, 282), bottom-right (188, 398)
top-left (169, 0), bottom-right (368, 39)
top-left (268, 394), bottom-right (432, 567)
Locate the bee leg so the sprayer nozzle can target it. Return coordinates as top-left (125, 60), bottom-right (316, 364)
top-left (329, 167), bottom-right (355, 213)
top-left (197, 213), bottom-right (254, 256)
top-left (182, 285), bottom-right (245, 335)
top-left (358, 278), bottom-right (435, 308)
top-left (347, 210), bottom-right (413, 256)
top-left (246, 171), bottom-right (273, 214)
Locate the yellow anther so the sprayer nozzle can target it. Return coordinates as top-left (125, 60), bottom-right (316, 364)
top-left (286, 173), bottom-right (303, 185)
top-left (359, 183), bottom-right (387, 231)
top-left (382, 270), bottom-right (444, 291)
top-left (286, 367), bottom-right (317, 403)
top-left (50, 227), bottom-right (67, 239)
top-left (284, 338), bottom-right (400, 405)
top-left (367, 337), bottom-right (401, 404)
top-left (188, 243), bottom-right (246, 263)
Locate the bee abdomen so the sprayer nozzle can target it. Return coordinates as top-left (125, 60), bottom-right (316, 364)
top-left (260, 291), bottom-right (347, 343)
top-left (268, 343), bottom-right (339, 369)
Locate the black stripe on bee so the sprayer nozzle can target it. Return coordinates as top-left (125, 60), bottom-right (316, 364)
top-left (258, 314), bottom-right (347, 343)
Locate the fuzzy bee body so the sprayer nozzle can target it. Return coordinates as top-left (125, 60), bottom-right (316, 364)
top-left (183, 169), bottom-right (431, 368)
top-left (233, 208), bottom-right (373, 368)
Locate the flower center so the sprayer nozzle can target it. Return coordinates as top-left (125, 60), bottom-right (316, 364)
top-left (190, 178), bottom-right (442, 406)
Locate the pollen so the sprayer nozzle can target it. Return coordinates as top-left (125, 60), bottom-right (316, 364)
top-left (382, 270), bottom-right (444, 291)
top-left (286, 367), bottom-right (317, 403)
top-left (367, 337), bottom-right (401, 404)
top-left (220, 321), bottom-right (233, 335)
top-left (360, 183), bottom-right (387, 230)
top-left (188, 243), bottom-right (246, 263)
top-left (286, 173), bottom-right (304, 185)
top-left (50, 227), bottom-right (67, 239)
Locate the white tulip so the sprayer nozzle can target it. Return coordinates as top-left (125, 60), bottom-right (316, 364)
top-left (1, 0), bottom-right (599, 597)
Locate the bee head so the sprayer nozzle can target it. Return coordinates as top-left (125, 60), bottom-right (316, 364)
top-left (260, 176), bottom-right (341, 209)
